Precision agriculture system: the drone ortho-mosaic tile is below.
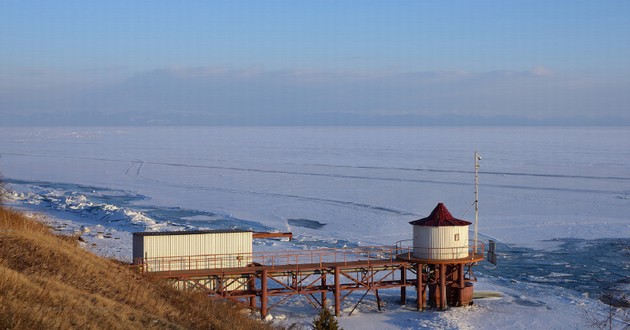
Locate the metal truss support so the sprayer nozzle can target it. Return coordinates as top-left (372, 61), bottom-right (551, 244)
top-left (148, 259), bottom-right (480, 318)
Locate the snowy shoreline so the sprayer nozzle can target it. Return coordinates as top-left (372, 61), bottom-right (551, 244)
top-left (3, 185), bottom-right (627, 330)
top-left (1, 126), bottom-right (629, 329)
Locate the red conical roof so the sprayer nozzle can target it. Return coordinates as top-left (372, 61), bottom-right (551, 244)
top-left (409, 203), bottom-right (472, 227)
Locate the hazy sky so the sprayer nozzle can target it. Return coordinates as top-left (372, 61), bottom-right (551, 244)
top-left (2, 1), bottom-right (629, 125)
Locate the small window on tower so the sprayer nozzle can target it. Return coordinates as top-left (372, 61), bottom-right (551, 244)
top-left (454, 233), bottom-right (460, 241)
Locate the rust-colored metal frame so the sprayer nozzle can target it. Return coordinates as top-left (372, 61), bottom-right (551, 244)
top-left (140, 245), bottom-right (484, 317)
top-left (154, 261), bottom-right (419, 317)
top-left (252, 232), bottom-right (293, 240)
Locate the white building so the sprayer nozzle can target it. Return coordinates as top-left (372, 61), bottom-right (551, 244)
top-left (133, 230), bottom-right (253, 272)
top-left (409, 203), bottom-right (471, 260)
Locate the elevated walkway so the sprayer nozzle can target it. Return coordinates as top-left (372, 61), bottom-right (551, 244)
top-left (136, 244), bottom-right (484, 317)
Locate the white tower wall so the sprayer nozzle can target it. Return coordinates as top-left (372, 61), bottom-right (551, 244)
top-left (412, 225), bottom-right (469, 260)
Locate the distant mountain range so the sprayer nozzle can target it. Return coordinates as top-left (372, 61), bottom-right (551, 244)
top-left (2, 111), bottom-right (629, 126)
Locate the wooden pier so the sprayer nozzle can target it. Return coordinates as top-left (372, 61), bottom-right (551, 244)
top-left (137, 244), bottom-right (484, 317)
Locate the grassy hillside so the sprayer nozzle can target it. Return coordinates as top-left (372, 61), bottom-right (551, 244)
top-left (0, 206), bottom-right (274, 329)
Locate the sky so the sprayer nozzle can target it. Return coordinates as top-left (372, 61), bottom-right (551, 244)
top-left (1, 1), bottom-right (630, 126)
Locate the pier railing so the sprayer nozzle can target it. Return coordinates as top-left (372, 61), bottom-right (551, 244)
top-left (136, 242), bottom-right (485, 274)
top-left (136, 245), bottom-right (410, 273)
top-left (394, 239), bottom-right (485, 262)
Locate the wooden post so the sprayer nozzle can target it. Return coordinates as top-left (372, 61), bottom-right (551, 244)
top-left (261, 269), bottom-right (268, 318)
top-left (334, 266), bottom-right (341, 316)
top-left (249, 274), bottom-right (256, 309)
top-left (321, 273), bottom-right (327, 308)
top-left (416, 263), bottom-right (423, 311)
top-left (217, 276), bottom-right (223, 294)
top-left (458, 264), bottom-right (465, 306)
top-left (439, 264), bottom-right (446, 310)
top-left (249, 296), bottom-right (256, 309)
top-left (400, 267), bottom-right (407, 305)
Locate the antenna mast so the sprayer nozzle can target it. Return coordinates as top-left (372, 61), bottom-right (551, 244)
top-left (474, 151), bottom-right (481, 252)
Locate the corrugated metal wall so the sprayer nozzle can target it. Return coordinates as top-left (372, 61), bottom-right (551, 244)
top-left (412, 226), bottom-right (469, 260)
top-left (136, 231), bottom-right (253, 272)
top-left (142, 231), bottom-right (252, 258)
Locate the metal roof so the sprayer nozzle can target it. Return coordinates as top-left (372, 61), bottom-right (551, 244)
top-left (409, 203), bottom-right (472, 227)
top-left (133, 229), bottom-right (252, 237)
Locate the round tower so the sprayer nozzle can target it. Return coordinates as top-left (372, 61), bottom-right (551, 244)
top-left (409, 203), bottom-right (471, 260)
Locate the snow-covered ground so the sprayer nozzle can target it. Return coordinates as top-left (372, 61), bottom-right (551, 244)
top-left (1, 126), bottom-right (628, 329)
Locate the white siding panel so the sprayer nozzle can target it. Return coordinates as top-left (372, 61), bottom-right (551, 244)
top-left (135, 231), bottom-right (253, 272)
top-left (412, 225), bottom-right (469, 260)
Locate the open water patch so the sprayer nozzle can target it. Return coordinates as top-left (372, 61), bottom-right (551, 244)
top-left (287, 218), bottom-right (326, 229)
top-left (480, 238), bottom-right (630, 305)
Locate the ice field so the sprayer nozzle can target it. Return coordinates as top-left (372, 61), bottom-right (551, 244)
top-left (1, 126), bottom-right (629, 329)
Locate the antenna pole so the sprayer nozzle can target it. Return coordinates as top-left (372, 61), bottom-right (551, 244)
top-left (474, 151), bottom-right (481, 253)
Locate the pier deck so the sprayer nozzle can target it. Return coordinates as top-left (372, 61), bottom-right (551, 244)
top-left (138, 245), bottom-right (484, 317)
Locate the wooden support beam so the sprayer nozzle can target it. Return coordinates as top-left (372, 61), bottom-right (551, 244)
top-left (416, 263), bottom-right (423, 311)
top-left (149, 256), bottom-right (479, 316)
top-left (458, 264), bottom-right (465, 307)
top-left (439, 264), bottom-right (446, 310)
top-left (249, 296), bottom-right (256, 309)
top-left (261, 269), bottom-right (268, 318)
top-left (334, 266), bottom-right (341, 317)
top-left (321, 274), bottom-right (327, 308)
top-left (400, 267), bottom-right (407, 305)
top-left (248, 275), bottom-right (256, 309)
top-left (252, 232), bottom-right (293, 240)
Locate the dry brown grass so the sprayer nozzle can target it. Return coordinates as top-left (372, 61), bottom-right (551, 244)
top-left (0, 207), bottom-right (275, 330)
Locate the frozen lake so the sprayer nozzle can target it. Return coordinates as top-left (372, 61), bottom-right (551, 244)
top-left (1, 126), bottom-right (629, 328)
top-left (2, 126), bottom-right (628, 244)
